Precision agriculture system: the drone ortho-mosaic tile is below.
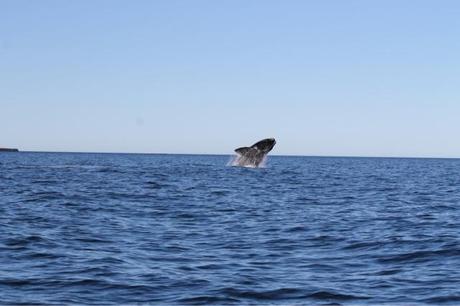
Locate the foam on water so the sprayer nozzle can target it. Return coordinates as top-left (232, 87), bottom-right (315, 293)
top-left (228, 154), bottom-right (268, 168)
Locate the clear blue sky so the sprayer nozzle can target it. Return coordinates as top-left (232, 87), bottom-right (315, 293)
top-left (1, 0), bottom-right (459, 157)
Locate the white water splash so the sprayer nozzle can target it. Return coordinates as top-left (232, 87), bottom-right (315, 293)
top-left (226, 155), bottom-right (237, 167)
top-left (227, 155), bottom-right (268, 168)
top-left (258, 155), bottom-right (268, 168)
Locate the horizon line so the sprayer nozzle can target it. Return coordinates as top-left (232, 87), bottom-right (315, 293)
top-left (7, 150), bottom-right (460, 160)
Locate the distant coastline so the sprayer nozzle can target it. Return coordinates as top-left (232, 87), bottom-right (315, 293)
top-left (0, 148), bottom-right (19, 152)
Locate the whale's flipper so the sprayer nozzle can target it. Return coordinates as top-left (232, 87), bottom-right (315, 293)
top-left (235, 147), bottom-right (255, 155)
top-left (232, 138), bottom-right (276, 168)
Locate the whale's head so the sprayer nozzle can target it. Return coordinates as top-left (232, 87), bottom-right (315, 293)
top-left (252, 138), bottom-right (276, 153)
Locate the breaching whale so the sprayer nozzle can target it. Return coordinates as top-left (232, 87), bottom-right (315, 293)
top-left (232, 138), bottom-right (276, 167)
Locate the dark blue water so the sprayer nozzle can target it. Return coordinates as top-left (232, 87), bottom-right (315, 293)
top-left (1, 152), bottom-right (459, 305)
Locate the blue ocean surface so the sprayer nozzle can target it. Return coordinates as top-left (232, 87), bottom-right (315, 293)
top-left (1, 152), bottom-right (459, 305)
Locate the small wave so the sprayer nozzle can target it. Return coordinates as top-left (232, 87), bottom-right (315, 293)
top-left (302, 263), bottom-right (338, 272)
top-left (378, 248), bottom-right (460, 263)
top-left (217, 287), bottom-right (370, 302)
top-left (75, 237), bottom-right (113, 244)
top-left (423, 295), bottom-right (460, 303)
top-left (307, 290), bottom-right (371, 301)
top-left (50, 165), bottom-right (104, 169)
top-left (220, 287), bottom-right (303, 300)
top-left (31, 179), bottom-right (59, 184)
top-left (210, 190), bottom-right (230, 196)
top-left (25, 252), bottom-right (61, 260)
top-left (195, 263), bottom-right (226, 270)
top-left (96, 167), bottom-right (121, 173)
top-left (30, 191), bottom-right (64, 200)
top-left (3, 235), bottom-right (49, 248)
top-left (284, 225), bottom-right (308, 232)
top-left (374, 269), bottom-right (403, 276)
top-left (178, 295), bottom-right (240, 304)
top-left (145, 181), bottom-right (167, 189)
top-left (342, 241), bottom-right (382, 250)
top-left (65, 279), bottom-right (107, 286)
top-left (85, 256), bottom-right (126, 265)
top-left (0, 278), bottom-right (35, 287)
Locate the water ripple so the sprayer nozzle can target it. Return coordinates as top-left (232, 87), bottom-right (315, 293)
top-left (1, 153), bottom-right (460, 304)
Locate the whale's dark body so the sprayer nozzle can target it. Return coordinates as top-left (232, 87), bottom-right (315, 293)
top-left (233, 138), bottom-right (276, 167)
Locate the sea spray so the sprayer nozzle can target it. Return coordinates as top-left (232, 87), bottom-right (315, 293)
top-left (227, 154), bottom-right (268, 168)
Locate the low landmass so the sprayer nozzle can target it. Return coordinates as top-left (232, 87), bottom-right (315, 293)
top-left (0, 148), bottom-right (19, 152)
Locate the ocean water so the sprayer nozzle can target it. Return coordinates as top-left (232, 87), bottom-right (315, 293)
top-left (1, 152), bottom-right (460, 305)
